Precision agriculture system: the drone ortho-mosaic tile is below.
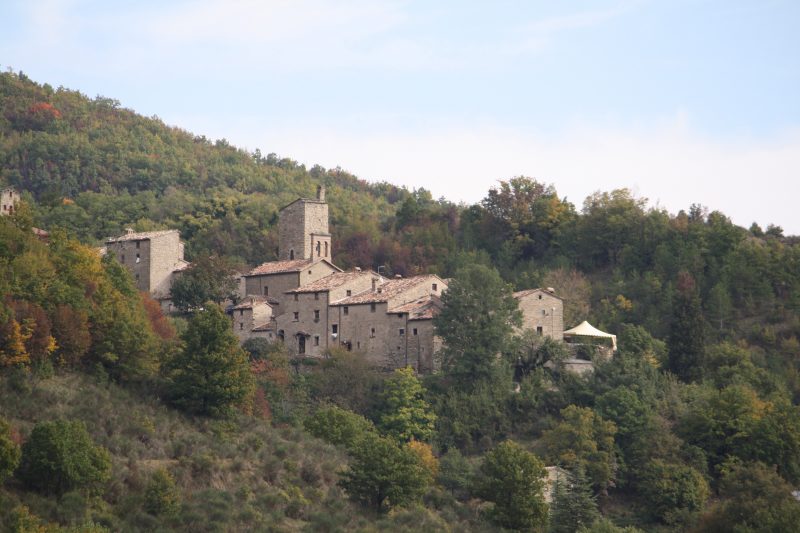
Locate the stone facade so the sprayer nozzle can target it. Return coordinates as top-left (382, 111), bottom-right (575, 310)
top-left (105, 229), bottom-right (189, 309)
top-left (229, 296), bottom-right (274, 343)
top-left (514, 288), bottom-right (564, 340)
top-left (1, 187), bottom-right (20, 216)
top-left (278, 186), bottom-right (330, 261)
top-left (240, 189), bottom-right (447, 371)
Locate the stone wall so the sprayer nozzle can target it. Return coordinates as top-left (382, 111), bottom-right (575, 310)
top-left (106, 238), bottom-right (152, 292)
top-left (244, 271), bottom-right (300, 309)
top-left (278, 199), bottom-right (329, 260)
top-left (148, 232), bottom-right (184, 299)
top-left (1, 188), bottom-right (20, 216)
top-left (516, 290), bottom-right (564, 340)
top-left (275, 291), bottom-right (331, 356)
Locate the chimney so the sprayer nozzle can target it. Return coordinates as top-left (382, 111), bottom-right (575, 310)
top-left (394, 274), bottom-right (402, 279)
top-left (354, 266), bottom-right (362, 272)
top-left (372, 277), bottom-right (378, 291)
top-left (125, 227), bottom-right (134, 235)
top-left (317, 185), bottom-right (325, 201)
top-left (546, 287), bottom-right (555, 294)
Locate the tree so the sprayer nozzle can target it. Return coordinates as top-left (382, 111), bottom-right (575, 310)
top-left (17, 419), bottom-right (111, 496)
top-left (667, 272), bottom-right (706, 382)
top-left (169, 255), bottom-right (239, 312)
top-left (638, 459), bottom-right (709, 525)
top-left (166, 304), bottom-right (254, 417)
top-left (0, 417), bottom-right (20, 483)
top-left (377, 367), bottom-right (436, 443)
top-left (549, 465), bottom-right (601, 533)
top-left (698, 462), bottom-right (800, 532)
top-left (476, 440), bottom-right (548, 531)
top-left (434, 264), bottom-right (521, 385)
top-left (144, 468), bottom-right (180, 517)
top-left (304, 405), bottom-right (376, 450)
top-left (542, 406), bottom-right (617, 491)
top-left (338, 432), bottom-right (431, 512)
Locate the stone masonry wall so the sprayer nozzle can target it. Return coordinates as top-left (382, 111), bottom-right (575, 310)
top-left (517, 290), bottom-right (564, 340)
top-left (148, 232), bottom-right (183, 299)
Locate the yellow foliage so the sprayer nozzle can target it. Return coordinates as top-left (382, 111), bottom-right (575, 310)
top-left (407, 439), bottom-right (439, 478)
top-left (0, 319), bottom-right (31, 367)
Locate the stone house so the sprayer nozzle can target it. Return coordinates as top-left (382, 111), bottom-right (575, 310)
top-left (105, 229), bottom-right (189, 311)
top-left (1, 187), bottom-right (20, 216)
top-left (514, 288), bottom-right (564, 340)
top-left (229, 296), bottom-right (275, 343)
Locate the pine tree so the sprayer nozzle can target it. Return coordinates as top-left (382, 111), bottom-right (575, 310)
top-left (549, 465), bottom-right (601, 533)
top-left (166, 304), bottom-right (254, 417)
top-left (667, 272), bottom-right (706, 382)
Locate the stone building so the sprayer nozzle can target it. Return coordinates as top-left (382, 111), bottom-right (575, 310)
top-left (1, 187), bottom-right (20, 216)
top-left (229, 296), bottom-right (275, 343)
top-left (237, 187), bottom-right (447, 371)
top-left (105, 229), bottom-right (189, 310)
top-left (514, 288), bottom-right (564, 340)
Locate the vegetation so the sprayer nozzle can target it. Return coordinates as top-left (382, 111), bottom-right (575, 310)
top-left (2, 69), bottom-right (800, 530)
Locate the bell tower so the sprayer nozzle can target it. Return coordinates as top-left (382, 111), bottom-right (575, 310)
top-left (278, 186), bottom-right (331, 261)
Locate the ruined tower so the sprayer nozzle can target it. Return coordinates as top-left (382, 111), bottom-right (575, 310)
top-left (278, 185), bottom-right (331, 261)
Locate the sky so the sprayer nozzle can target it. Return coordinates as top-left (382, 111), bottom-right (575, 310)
top-left (1, 0), bottom-right (799, 233)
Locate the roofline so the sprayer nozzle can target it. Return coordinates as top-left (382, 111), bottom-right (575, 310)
top-left (280, 197), bottom-right (327, 211)
top-left (243, 258), bottom-right (342, 278)
top-left (513, 288), bottom-right (564, 301)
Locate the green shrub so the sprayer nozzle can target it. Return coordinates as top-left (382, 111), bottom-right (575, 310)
top-left (0, 417), bottom-right (20, 482)
top-left (144, 468), bottom-right (180, 517)
top-left (639, 459), bottom-right (709, 524)
top-left (304, 405), bottom-right (376, 451)
top-left (18, 419), bottom-right (111, 496)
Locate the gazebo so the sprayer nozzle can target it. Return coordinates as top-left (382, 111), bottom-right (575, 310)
top-left (563, 321), bottom-right (617, 353)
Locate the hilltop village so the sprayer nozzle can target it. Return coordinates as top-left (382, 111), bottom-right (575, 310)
top-left (96, 185), bottom-right (609, 372)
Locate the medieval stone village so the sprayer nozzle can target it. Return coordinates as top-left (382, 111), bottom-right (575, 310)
top-left (56, 185), bottom-right (612, 375)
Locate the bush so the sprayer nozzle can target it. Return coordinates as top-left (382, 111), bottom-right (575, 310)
top-left (304, 405), bottom-right (376, 451)
top-left (0, 417), bottom-right (20, 482)
top-left (638, 459), bottom-right (709, 524)
top-left (17, 419), bottom-right (111, 495)
top-left (144, 468), bottom-right (180, 517)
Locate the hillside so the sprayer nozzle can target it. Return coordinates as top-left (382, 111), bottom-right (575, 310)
top-left (2, 70), bottom-right (800, 532)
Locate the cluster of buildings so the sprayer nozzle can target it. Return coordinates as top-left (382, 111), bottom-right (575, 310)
top-left (97, 185), bottom-right (614, 372)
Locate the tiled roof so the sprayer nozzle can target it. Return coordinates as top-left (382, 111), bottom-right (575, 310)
top-left (252, 322), bottom-right (274, 332)
top-left (513, 288), bottom-right (563, 301)
top-left (390, 294), bottom-right (442, 321)
top-left (246, 259), bottom-right (314, 276)
top-left (173, 260), bottom-right (191, 272)
top-left (106, 229), bottom-right (179, 243)
top-left (331, 275), bottom-right (436, 306)
top-left (287, 270), bottom-right (379, 293)
top-left (229, 296), bottom-right (276, 310)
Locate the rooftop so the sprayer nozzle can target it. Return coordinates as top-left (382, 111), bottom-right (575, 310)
top-left (287, 270), bottom-right (379, 294)
top-left (106, 229), bottom-right (180, 243)
top-left (229, 295), bottom-right (277, 310)
top-left (389, 294), bottom-right (443, 321)
top-left (513, 287), bottom-right (562, 300)
top-left (246, 258), bottom-right (315, 276)
top-left (331, 275), bottom-right (441, 306)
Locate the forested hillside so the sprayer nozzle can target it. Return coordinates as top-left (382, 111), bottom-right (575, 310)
top-left (2, 69), bottom-right (800, 532)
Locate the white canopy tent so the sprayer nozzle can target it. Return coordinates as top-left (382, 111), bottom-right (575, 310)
top-left (563, 321), bottom-right (617, 352)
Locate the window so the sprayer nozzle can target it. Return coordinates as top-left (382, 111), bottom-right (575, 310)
top-left (343, 306), bottom-right (349, 316)
top-left (314, 336), bottom-right (320, 346)
top-left (332, 324), bottom-right (338, 334)
top-left (135, 273), bottom-right (139, 281)
top-left (293, 312), bottom-right (299, 321)
top-left (377, 288), bottom-right (382, 294)
top-left (370, 303), bottom-right (376, 313)
top-left (542, 310), bottom-right (546, 316)
top-left (346, 290), bottom-right (352, 296)
top-left (308, 270), bottom-right (312, 275)
top-left (316, 241), bottom-right (321, 254)
top-left (538, 294), bottom-right (543, 300)
top-left (413, 328), bottom-right (418, 336)
top-left (278, 330), bottom-right (285, 342)
top-left (314, 292), bottom-right (319, 300)
top-left (324, 241), bottom-right (328, 257)
top-left (294, 294), bottom-right (298, 302)
top-left (314, 310), bottom-right (320, 322)
top-left (121, 254), bottom-right (125, 263)
top-left (290, 250), bottom-right (294, 260)
top-left (239, 309), bottom-right (243, 316)
top-left (298, 336), bottom-right (306, 354)
top-left (135, 253), bottom-right (140, 263)
top-left (536, 326), bottom-right (543, 336)
top-left (263, 286), bottom-right (269, 296)
top-left (135, 241), bottom-right (140, 249)
top-left (370, 327), bottom-right (376, 338)
top-left (239, 323), bottom-right (244, 330)
top-left (432, 283), bottom-right (437, 291)
top-left (399, 328), bottom-right (405, 335)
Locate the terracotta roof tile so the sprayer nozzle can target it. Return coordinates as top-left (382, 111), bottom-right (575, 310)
top-left (390, 294), bottom-right (443, 321)
top-left (513, 288), bottom-right (562, 301)
top-left (229, 296), bottom-right (277, 310)
top-left (287, 270), bottom-right (378, 293)
top-left (246, 259), bottom-right (314, 276)
top-left (331, 275), bottom-right (440, 306)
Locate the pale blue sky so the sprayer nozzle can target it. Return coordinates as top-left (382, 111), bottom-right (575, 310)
top-left (2, 0), bottom-right (799, 233)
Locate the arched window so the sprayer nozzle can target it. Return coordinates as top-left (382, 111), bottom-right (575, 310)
top-left (316, 241), bottom-right (321, 255)
top-left (324, 241), bottom-right (328, 257)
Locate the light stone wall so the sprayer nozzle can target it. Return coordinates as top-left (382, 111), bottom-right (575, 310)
top-left (244, 272), bottom-right (300, 309)
top-left (107, 238), bottom-right (152, 292)
top-left (275, 291), bottom-right (331, 356)
top-left (1, 188), bottom-right (20, 216)
top-left (516, 290), bottom-right (564, 340)
top-left (298, 261), bottom-right (338, 287)
top-left (278, 200), bottom-right (329, 260)
top-left (148, 232), bottom-right (184, 299)
top-left (230, 302), bottom-right (273, 343)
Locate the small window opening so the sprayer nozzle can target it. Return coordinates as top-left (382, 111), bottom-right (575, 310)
top-left (370, 303), bottom-right (376, 313)
top-left (293, 312), bottom-right (299, 321)
top-left (536, 326), bottom-right (543, 336)
top-left (399, 328), bottom-right (405, 336)
top-left (343, 306), bottom-right (349, 316)
top-left (413, 328), bottom-right (418, 336)
top-left (332, 324), bottom-right (338, 334)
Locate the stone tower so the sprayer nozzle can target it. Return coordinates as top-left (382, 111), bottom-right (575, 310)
top-left (278, 185), bottom-right (331, 261)
top-left (1, 187), bottom-right (20, 216)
